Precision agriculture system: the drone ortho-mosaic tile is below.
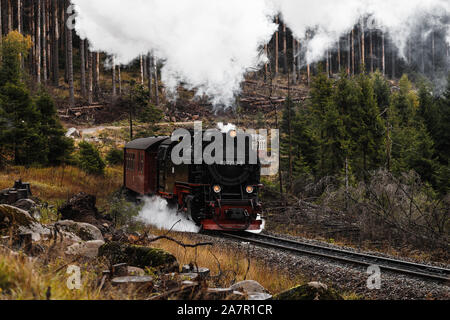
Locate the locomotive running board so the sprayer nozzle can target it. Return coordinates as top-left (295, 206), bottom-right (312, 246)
top-left (202, 219), bottom-right (263, 231)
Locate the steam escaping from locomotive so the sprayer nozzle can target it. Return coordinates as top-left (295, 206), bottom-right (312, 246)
top-left (137, 196), bottom-right (201, 233)
top-left (72, 0), bottom-right (450, 108)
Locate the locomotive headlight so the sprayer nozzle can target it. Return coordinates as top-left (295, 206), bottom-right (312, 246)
top-left (213, 185), bottom-right (222, 193)
top-left (246, 186), bottom-right (254, 194)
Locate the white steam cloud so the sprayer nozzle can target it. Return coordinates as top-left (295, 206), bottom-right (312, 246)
top-left (72, 0), bottom-right (450, 108)
top-left (276, 0), bottom-right (450, 63)
top-left (137, 196), bottom-right (200, 233)
top-left (73, 0), bottom-right (277, 108)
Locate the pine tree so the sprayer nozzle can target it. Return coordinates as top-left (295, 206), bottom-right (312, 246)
top-left (0, 31), bottom-right (72, 166)
top-left (390, 75), bottom-right (437, 185)
top-left (310, 70), bottom-right (345, 177)
top-left (352, 72), bottom-right (385, 178)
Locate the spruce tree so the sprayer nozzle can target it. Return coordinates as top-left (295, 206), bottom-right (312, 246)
top-left (353, 72), bottom-right (385, 178)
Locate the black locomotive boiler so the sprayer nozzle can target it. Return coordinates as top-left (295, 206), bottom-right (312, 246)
top-left (124, 129), bottom-right (263, 231)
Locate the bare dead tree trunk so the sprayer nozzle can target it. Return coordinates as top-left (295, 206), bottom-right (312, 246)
top-left (329, 49), bottom-right (333, 76)
top-left (154, 57), bottom-right (159, 105)
top-left (292, 38), bottom-right (297, 84)
top-left (352, 28), bottom-right (355, 75)
top-left (17, 0), bottom-right (22, 33)
top-left (112, 56), bottom-right (116, 97)
top-left (370, 30), bottom-right (373, 73)
top-left (94, 52), bottom-right (100, 99)
top-left (347, 33), bottom-right (351, 75)
top-left (148, 53), bottom-right (153, 99)
top-left (431, 31), bottom-right (435, 73)
top-left (382, 31), bottom-right (385, 76)
top-left (36, 0), bottom-right (41, 84)
top-left (30, 1), bottom-right (35, 77)
top-left (361, 19), bottom-right (365, 71)
top-left (52, 0), bottom-right (59, 86)
top-left (118, 64), bottom-right (122, 96)
top-left (88, 49), bottom-right (93, 104)
top-left (283, 23), bottom-right (287, 74)
top-left (64, 1), bottom-right (69, 84)
top-left (264, 44), bottom-right (268, 83)
top-left (325, 48), bottom-right (329, 77)
top-left (67, 13), bottom-right (74, 107)
top-left (391, 39), bottom-right (395, 79)
top-left (42, 0), bottom-right (47, 82)
top-left (80, 39), bottom-right (86, 98)
top-left (140, 54), bottom-right (144, 85)
top-left (297, 40), bottom-right (301, 81)
top-left (337, 39), bottom-right (341, 72)
top-left (7, 0), bottom-right (12, 33)
top-left (275, 16), bottom-right (279, 76)
top-left (0, 1), bottom-right (2, 49)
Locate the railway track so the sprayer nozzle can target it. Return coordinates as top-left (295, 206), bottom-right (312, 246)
top-left (221, 232), bottom-right (450, 283)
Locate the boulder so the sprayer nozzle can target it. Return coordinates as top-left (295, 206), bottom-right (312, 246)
top-left (0, 204), bottom-right (35, 228)
top-left (230, 280), bottom-right (267, 294)
top-left (272, 282), bottom-right (343, 300)
top-left (230, 280), bottom-right (272, 301)
top-left (53, 220), bottom-right (103, 241)
top-left (65, 240), bottom-right (105, 258)
top-left (58, 193), bottom-right (111, 233)
top-left (13, 199), bottom-right (37, 212)
top-left (0, 205), bottom-right (51, 241)
top-left (98, 242), bottom-right (178, 271)
top-left (66, 128), bottom-right (81, 139)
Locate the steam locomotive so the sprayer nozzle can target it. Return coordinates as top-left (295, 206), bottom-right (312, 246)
top-left (123, 129), bottom-right (263, 231)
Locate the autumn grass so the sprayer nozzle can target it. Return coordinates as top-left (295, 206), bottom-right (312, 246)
top-left (0, 248), bottom-right (106, 300)
top-left (143, 230), bottom-right (301, 295)
top-left (0, 165), bottom-right (123, 209)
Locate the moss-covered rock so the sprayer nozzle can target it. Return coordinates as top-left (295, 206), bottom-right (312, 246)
top-left (0, 205), bottom-right (51, 240)
top-left (98, 242), bottom-right (178, 271)
top-left (272, 282), bottom-right (343, 300)
top-left (0, 204), bottom-right (35, 228)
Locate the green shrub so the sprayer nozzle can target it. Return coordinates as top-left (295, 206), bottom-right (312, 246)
top-left (77, 141), bottom-right (106, 175)
top-left (106, 148), bottom-right (124, 166)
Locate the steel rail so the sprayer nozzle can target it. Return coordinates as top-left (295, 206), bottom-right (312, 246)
top-left (221, 232), bottom-right (450, 283)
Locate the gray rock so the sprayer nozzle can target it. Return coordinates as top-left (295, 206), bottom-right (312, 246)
top-left (13, 199), bottom-right (37, 212)
top-left (53, 220), bottom-right (103, 241)
top-left (66, 128), bottom-right (81, 138)
top-left (0, 205), bottom-right (51, 241)
top-left (111, 276), bottom-right (153, 286)
top-left (230, 280), bottom-right (267, 294)
top-left (230, 280), bottom-right (272, 300)
top-left (65, 240), bottom-right (105, 258)
top-left (181, 265), bottom-right (210, 278)
top-left (247, 292), bottom-right (273, 300)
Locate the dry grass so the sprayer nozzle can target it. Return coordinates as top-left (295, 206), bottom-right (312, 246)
top-left (0, 166), bottom-right (123, 208)
top-left (144, 229), bottom-right (304, 295)
top-left (0, 248), bottom-right (106, 300)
